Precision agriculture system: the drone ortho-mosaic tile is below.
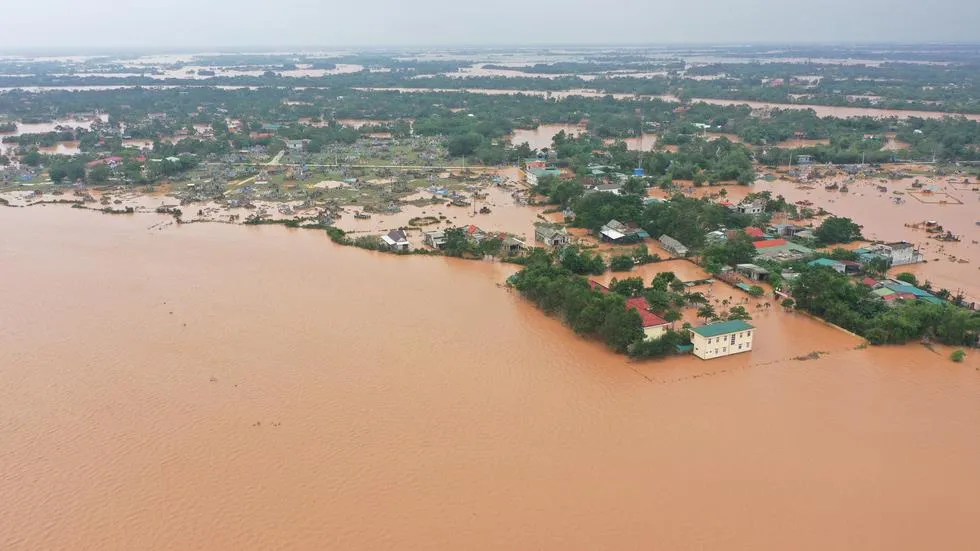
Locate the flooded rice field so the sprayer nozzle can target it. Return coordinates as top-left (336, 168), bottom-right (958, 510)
top-left (1, 205), bottom-right (979, 550)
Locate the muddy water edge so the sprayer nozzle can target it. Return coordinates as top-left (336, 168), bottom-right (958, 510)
top-left (1, 206), bottom-right (979, 550)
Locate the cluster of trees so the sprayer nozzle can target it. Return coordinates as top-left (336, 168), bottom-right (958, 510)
top-left (439, 227), bottom-right (510, 259)
top-left (532, 174), bottom-right (585, 206)
top-left (510, 255), bottom-right (689, 358)
top-left (700, 232), bottom-right (758, 273)
top-left (559, 246), bottom-right (606, 275)
top-left (791, 265), bottom-right (980, 345)
top-left (569, 192), bottom-right (764, 253)
top-left (510, 257), bottom-right (645, 353)
top-left (642, 138), bottom-right (755, 185)
top-left (814, 216), bottom-right (863, 245)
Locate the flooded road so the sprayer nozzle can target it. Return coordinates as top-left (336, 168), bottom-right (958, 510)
top-left (2, 206), bottom-right (979, 550)
top-left (694, 98), bottom-right (980, 121)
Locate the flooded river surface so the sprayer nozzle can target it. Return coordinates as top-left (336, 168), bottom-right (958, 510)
top-left (2, 206), bottom-right (980, 550)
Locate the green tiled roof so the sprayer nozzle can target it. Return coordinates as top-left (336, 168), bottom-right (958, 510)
top-left (529, 167), bottom-right (561, 178)
top-left (808, 258), bottom-right (842, 267)
top-left (691, 320), bottom-right (754, 338)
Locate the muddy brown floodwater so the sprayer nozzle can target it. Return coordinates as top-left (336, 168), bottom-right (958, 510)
top-left (752, 175), bottom-right (980, 301)
top-left (2, 206), bottom-right (980, 550)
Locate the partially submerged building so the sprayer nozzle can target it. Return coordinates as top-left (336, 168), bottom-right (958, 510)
top-left (500, 236), bottom-right (526, 255)
top-left (625, 297), bottom-right (670, 340)
top-left (735, 263), bottom-right (770, 281)
top-left (423, 230), bottom-right (447, 249)
top-left (855, 242), bottom-right (923, 267)
top-left (733, 198), bottom-right (767, 215)
top-left (659, 234), bottom-right (689, 257)
top-left (600, 219), bottom-right (648, 244)
top-left (690, 320), bottom-right (755, 360)
top-left (381, 229), bottom-right (410, 251)
top-left (873, 279), bottom-right (945, 306)
top-left (534, 224), bottom-right (570, 248)
top-left (753, 239), bottom-right (813, 261)
top-left (524, 167), bottom-right (562, 187)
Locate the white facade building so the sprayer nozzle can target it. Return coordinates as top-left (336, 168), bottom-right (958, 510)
top-left (690, 320), bottom-right (755, 360)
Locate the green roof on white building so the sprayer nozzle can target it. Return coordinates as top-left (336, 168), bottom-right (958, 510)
top-left (690, 320), bottom-right (754, 338)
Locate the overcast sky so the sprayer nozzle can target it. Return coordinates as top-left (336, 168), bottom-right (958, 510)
top-left (2, 0), bottom-right (978, 51)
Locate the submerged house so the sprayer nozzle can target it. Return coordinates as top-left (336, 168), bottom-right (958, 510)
top-left (690, 320), bottom-right (755, 360)
top-left (753, 239), bottom-right (813, 261)
top-left (423, 230), bottom-right (447, 249)
top-left (600, 219), bottom-right (648, 244)
top-left (733, 198), bottom-right (767, 215)
top-left (735, 263), bottom-right (770, 281)
top-left (808, 257), bottom-right (846, 274)
top-left (500, 235), bottom-right (525, 255)
top-left (856, 242), bottom-right (923, 267)
top-left (381, 229), bottom-right (410, 251)
top-left (534, 224), bottom-right (570, 248)
top-left (659, 234), bottom-right (689, 257)
top-left (873, 279), bottom-right (945, 306)
top-left (625, 297), bottom-right (670, 340)
top-left (524, 167), bottom-right (562, 187)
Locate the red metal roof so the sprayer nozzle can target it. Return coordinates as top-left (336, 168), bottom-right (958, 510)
top-left (625, 297), bottom-right (669, 328)
top-left (754, 238), bottom-right (788, 249)
top-left (588, 280), bottom-right (609, 293)
top-left (861, 277), bottom-right (879, 286)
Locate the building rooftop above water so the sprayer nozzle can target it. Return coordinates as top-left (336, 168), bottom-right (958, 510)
top-left (690, 320), bottom-right (755, 338)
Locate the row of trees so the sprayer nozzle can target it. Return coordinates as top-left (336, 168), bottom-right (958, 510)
top-left (791, 265), bottom-right (980, 345)
top-left (510, 255), bottom-right (690, 358)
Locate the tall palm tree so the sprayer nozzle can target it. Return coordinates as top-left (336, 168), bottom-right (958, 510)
top-left (696, 304), bottom-right (716, 323)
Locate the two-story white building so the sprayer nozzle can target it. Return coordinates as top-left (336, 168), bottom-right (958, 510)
top-left (690, 320), bottom-right (755, 360)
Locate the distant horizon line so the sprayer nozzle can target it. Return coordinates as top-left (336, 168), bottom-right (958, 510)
top-left (2, 41), bottom-right (979, 57)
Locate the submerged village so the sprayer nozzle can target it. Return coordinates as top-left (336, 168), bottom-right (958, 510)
top-left (2, 49), bottom-right (980, 362)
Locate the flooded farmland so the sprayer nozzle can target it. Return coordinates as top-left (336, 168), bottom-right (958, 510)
top-left (752, 174), bottom-right (980, 301)
top-left (1, 205), bottom-right (979, 550)
top-left (510, 123), bottom-right (586, 150)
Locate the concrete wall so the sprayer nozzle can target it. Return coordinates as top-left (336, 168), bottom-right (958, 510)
top-left (643, 324), bottom-right (668, 341)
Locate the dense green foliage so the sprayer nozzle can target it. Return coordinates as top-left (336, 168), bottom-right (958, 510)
top-left (510, 259), bottom-right (644, 353)
top-left (609, 254), bottom-right (635, 272)
top-left (791, 266), bottom-right (980, 345)
top-left (510, 255), bottom-right (687, 358)
top-left (560, 246), bottom-right (607, 275)
top-left (701, 232), bottom-right (757, 271)
top-left (814, 216), bottom-right (863, 245)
